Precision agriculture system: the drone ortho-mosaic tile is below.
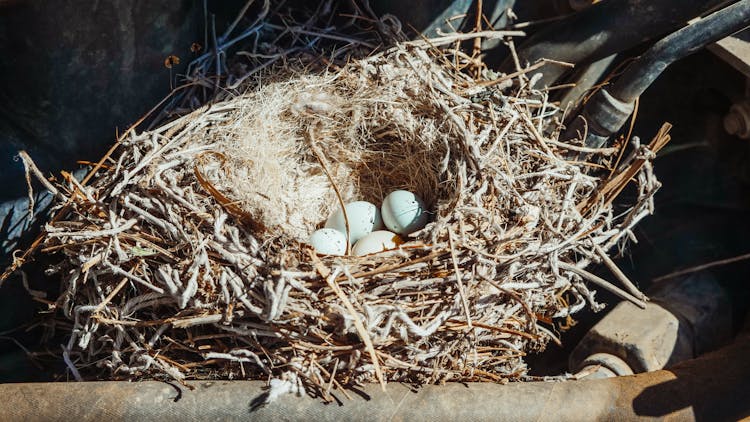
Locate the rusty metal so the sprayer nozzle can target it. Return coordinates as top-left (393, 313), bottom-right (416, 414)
top-left (571, 273), bottom-right (733, 375)
top-left (1, 327), bottom-right (749, 421)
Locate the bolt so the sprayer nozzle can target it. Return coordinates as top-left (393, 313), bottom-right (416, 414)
top-left (724, 101), bottom-right (750, 139)
top-left (724, 112), bottom-right (743, 136)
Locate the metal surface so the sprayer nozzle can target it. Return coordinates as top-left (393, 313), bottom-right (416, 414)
top-left (563, 0), bottom-right (750, 147)
top-left (724, 100), bottom-right (750, 138)
top-left (564, 88), bottom-right (635, 148)
top-left (0, 0), bottom-right (199, 200)
top-left (500, 0), bottom-right (727, 87)
top-left (571, 273), bottom-right (732, 375)
top-left (578, 353), bottom-right (634, 378)
top-left (610, 0), bottom-right (750, 103)
top-left (709, 28), bottom-right (750, 78)
top-left (557, 53), bottom-right (618, 112)
top-left (2, 327), bottom-right (750, 421)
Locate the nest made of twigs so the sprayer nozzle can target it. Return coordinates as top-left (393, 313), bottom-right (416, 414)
top-left (14, 24), bottom-right (669, 395)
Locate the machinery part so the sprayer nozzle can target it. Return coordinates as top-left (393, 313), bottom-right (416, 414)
top-left (708, 28), bottom-right (750, 78)
top-left (724, 99), bottom-right (750, 138)
top-left (563, 0), bottom-right (750, 147)
top-left (2, 326), bottom-right (750, 421)
top-left (609, 0), bottom-right (750, 104)
top-left (576, 352), bottom-right (634, 379)
top-left (557, 54), bottom-right (618, 112)
top-left (498, 0), bottom-right (727, 88)
top-left (570, 272), bottom-right (732, 377)
top-left (565, 88), bottom-right (635, 148)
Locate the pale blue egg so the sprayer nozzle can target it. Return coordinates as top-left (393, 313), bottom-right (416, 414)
top-left (325, 201), bottom-right (384, 244)
top-left (309, 228), bottom-right (347, 256)
top-left (381, 190), bottom-right (428, 235)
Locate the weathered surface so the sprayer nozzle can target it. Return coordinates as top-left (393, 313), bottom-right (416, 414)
top-left (570, 273), bottom-right (732, 374)
top-left (709, 28), bottom-right (750, 79)
top-left (1, 328), bottom-right (749, 421)
top-left (0, 0), bottom-right (199, 199)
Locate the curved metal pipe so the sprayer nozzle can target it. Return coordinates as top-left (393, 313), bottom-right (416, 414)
top-left (610, 0), bottom-right (750, 103)
top-left (2, 328), bottom-right (749, 421)
top-left (563, 0), bottom-right (750, 148)
top-left (499, 0), bottom-right (729, 88)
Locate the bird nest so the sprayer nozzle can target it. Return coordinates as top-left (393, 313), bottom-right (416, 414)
top-left (9, 11), bottom-right (669, 398)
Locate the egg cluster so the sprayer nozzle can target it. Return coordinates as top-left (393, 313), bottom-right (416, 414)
top-left (308, 190), bottom-right (428, 256)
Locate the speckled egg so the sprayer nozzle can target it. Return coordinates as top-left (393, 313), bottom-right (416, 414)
top-left (325, 201), bottom-right (383, 244)
top-left (352, 230), bottom-right (403, 256)
top-left (308, 228), bottom-right (347, 256)
top-left (380, 190), bottom-right (428, 235)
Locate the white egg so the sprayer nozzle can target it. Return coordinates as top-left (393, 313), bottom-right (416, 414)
top-left (381, 190), bottom-right (428, 235)
top-left (325, 201), bottom-right (383, 245)
top-left (309, 228), bottom-right (347, 256)
top-left (352, 230), bottom-right (403, 256)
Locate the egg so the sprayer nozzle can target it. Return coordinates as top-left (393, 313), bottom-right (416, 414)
top-left (308, 228), bottom-right (347, 256)
top-left (325, 201), bottom-right (383, 245)
top-left (352, 230), bottom-right (403, 256)
top-left (380, 190), bottom-right (428, 235)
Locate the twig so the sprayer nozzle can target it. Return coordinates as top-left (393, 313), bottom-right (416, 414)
top-left (221, 0), bottom-right (255, 42)
top-left (324, 266), bottom-right (387, 392)
top-left (559, 262), bottom-right (646, 309)
top-left (46, 219), bottom-right (138, 239)
top-left (18, 151), bottom-right (65, 201)
top-left (578, 123), bottom-right (672, 215)
top-left (476, 59), bottom-right (574, 88)
top-left (448, 231), bottom-right (472, 329)
top-left (653, 251), bottom-right (750, 282)
top-left (93, 276), bottom-right (130, 314)
top-left (404, 30), bottom-right (526, 48)
top-left (594, 243), bottom-right (647, 300)
top-left (307, 127), bottom-right (352, 252)
top-left (471, 0), bottom-right (484, 78)
top-left (545, 138), bottom-right (619, 155)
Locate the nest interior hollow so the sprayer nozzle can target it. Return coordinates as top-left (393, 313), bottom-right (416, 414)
top-left (200, 68), bottom-right (452, 243)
